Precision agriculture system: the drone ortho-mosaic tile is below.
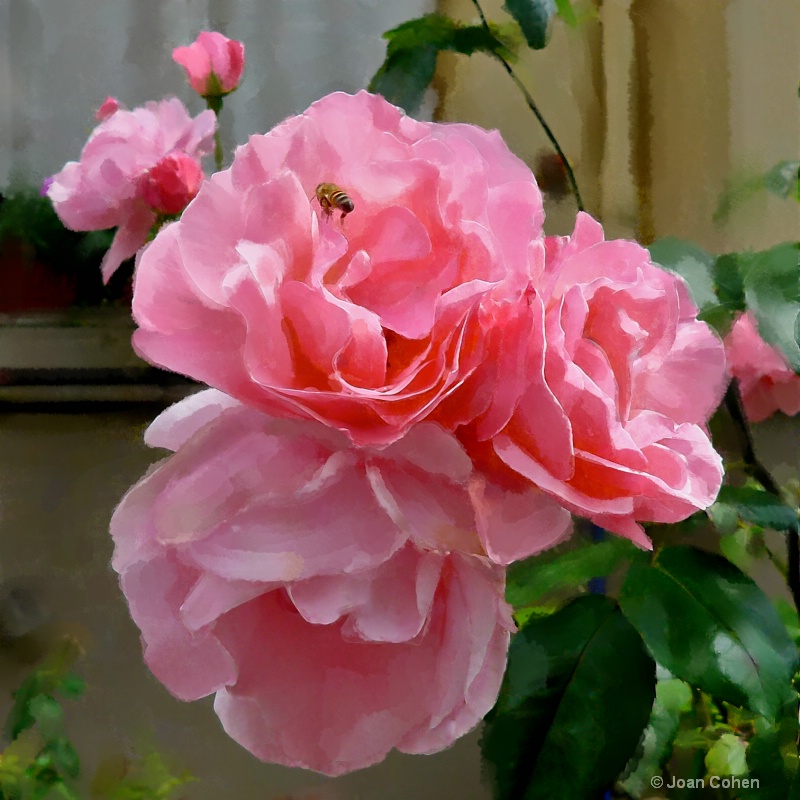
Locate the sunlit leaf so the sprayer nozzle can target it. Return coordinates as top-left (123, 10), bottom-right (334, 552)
top-left (619, 546), bottom-right (799, 722)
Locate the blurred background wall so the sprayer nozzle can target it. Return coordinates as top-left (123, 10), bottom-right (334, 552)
top-left (0, 0), bottom-right (798, 798)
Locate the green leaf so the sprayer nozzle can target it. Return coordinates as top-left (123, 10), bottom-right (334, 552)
top-left (554, 0), bottom-right (578, 26)
top-left (712, 252), bottom-right (746, 313)
top-left (503, 0), bottom-right (556, 49)
top-left (42, 739), bottom-right (80, 780)
top-left (55, 674), bottom-right (84, 701)
top-left (706, 733), bottom-right (749, 777)
top-left (711, 486), bottom-right (799, 532)
top-left (763, 160), bottom-right (800, 200)
top-left (619, 546), bottom-right (799, 722)
top-left (481, 595), bottom-right (655, 800)
top-left (746, 712), bottom-right (799, 800)
top-left (649, 238), bottom-right (719, 312)
top-left (29, 695), bottom-right (63, 741)
top-left (739, 242), bottom-right (800, 373)
top-left (506, 536), bottom-right (642, 607)
top-left (6, 673), bottom-right (44, 740)
top-left (617, 677), bottom-right (693, 796)
top-left (369, 15), bottom-right (506, 114)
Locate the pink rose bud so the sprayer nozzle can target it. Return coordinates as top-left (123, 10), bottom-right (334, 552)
top-left (138, 153), bottom-right (204, 216)
top-left (95, 96), bottom-right (120, 121)
top-left (172, 31), bottom-right (245, 97)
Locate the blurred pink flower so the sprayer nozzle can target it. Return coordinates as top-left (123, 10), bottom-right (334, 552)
top-left (448, 213), bottom-right (727, 548)
top-left (726, 311), bottom-right (800, 422)
top-left (95, 96), bottom-right (121, 122)
top-left (110, 390), bottom-right (571, 774)
top-left (132, 90), bottom-right (545, 446)
top-left (47, 97), bottom-right (215, 282)
top-left (138, 152), bottom-right (204, 216)
top-left (173, 32), bottom-right (245, 97)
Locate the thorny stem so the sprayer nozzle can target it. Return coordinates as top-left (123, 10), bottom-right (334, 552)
top-left (469, 0), bottom-right (585, 213)
top-left (725, 384), bottom-right (800, 614)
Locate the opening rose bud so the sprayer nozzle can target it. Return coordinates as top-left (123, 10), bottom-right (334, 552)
top-left (95, 96), bottom-right (120, 121)
top-left (138, 153), bottom-right (204, 217)
top-left (172, 31), bottom-right (245, 97)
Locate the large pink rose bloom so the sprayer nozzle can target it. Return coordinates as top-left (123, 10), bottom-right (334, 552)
top-left (131, 90), bottom-right (544, 446)
top-left (47, 98), bottom-right (215, 282)
top-left (110, 390), bottom-right (570, 775)
top-left (726, 311), bottom-right (800, 422)
top-left (446, 213), bottom-right (727, 548)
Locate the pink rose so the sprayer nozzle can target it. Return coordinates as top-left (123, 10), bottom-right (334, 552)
top-left (47, 98), bottom-right (215, 282)
top-left (138, 152), bottom-right (204, 216)
top-left (449, 213), bottom-right (726, 547)
top-left (172, 32), bottom-right (245, 97)
top-left (726, 311), bottom-right (800, 422)
top-left (132, 90), bottom-right (545, 446)
top-left (110, 390), bottom-right (570, 774)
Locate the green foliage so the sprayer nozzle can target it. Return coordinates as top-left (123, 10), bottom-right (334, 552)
top-left (506, 535), bottom-right (643, 608)
top-left (710, 485), bottom-right (799, 532)
top-left (368, 14), bottom-right (509, 114)
top-left (619, 546), bottom-right (799, 722)
top-left (617, 676), bottom-right (693, 796)
top-left (1, 642), bottom-right (196, 800)
top-left (715, 160), bottom-right (800, 222)
top-left (503, 0), bottom-right (556, 50)
top-left (739, 242), bottom-right (800, 373)
top-left (481, 595), bottom-right (656, 799)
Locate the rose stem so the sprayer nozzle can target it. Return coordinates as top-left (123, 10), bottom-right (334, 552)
top-left (469, 0), bottom-right (585, 213)
top-left (724, 383), bottom-right (800, 614)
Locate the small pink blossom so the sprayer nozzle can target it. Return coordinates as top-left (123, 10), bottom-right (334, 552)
top-left (447, 213), bottom-right (727, 547)
top-left (110, 390), bottom-right (570, 774)
top-left (132, 90), bottom-right (545, 446)
top-left (95, 96), bottom-right (121, 122)
top-left (173, 32), bottom-right (245, 97)
top-left (726, 311), bottom-right (800, 422)
top-left (47, 97), bottom-right (215, 282)
top-left (138, 152), bottom-right (204, 216)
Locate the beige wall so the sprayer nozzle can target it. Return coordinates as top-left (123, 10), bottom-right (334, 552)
top-left (437, 0), bottom-right (800, 250)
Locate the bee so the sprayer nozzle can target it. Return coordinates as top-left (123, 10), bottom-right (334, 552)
top-left (315, 182), bottom-right (354, 224)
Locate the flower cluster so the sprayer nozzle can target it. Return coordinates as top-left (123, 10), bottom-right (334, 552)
top-left (48, 36), bottom-right (727, 777)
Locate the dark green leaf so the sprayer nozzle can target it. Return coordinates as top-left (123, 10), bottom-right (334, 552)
top-left (763, 160), bottom-right (800, 199)
top-left (649, 238), bottom-right (719, 313)
top-left (739, 242), bottom-right (800, 372)
top-left (6, 673), bottom-right (44, 739)
top-left (369, 15), bottom-right (505, 114)
top-left (506, 536), bottom-right (642, 607)
top-left (369, 45), bottom-right (438, 115)
top-left (712, 252), bottom-right (746, 311)
top-left (619, 546), bottom-right (799, 721)
top-left (747, 711), bottom-right (799, 800)
top-left (481, 595), bottom-right (655, 800)
top-left (503, 0), bottom-right (556, 49)
top-left (711, 486), bottom-right (799, 532)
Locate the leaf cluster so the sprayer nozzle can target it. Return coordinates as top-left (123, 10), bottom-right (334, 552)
top-left (0, 640), bottom-right (195, 800)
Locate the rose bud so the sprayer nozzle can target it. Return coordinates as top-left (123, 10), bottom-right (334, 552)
top-left (172, 31), bottom-right (245, 97)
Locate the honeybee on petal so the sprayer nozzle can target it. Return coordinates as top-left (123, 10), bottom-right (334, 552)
top-left (315, 182), bottom-right (354, 224)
